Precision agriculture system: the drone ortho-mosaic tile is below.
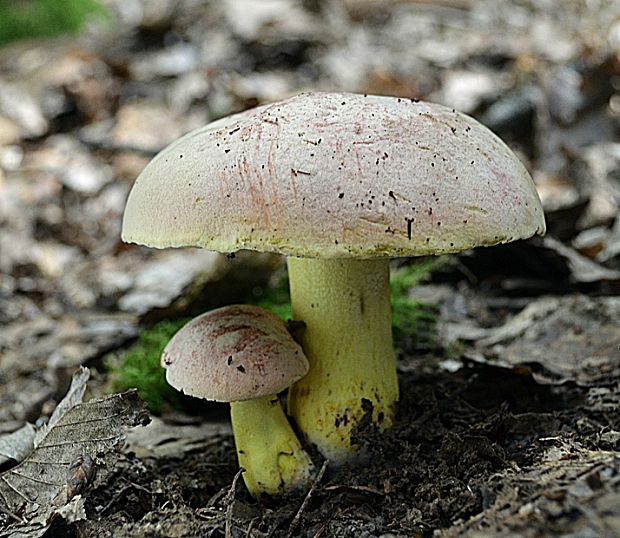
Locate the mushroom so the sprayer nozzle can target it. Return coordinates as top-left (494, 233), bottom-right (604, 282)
top-left (122, 92), bottom-right (545, 464)
top-left (161, 304), bottom-right (314, 497)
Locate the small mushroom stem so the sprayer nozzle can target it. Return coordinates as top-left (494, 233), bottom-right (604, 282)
top-left (286, 257), bottom-right (398, 463)
top-left (230, 396), bottom-right (315, 497)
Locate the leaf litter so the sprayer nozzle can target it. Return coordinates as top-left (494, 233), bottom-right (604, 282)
top-left (0, 367), bottom-right (149, 537)
top-left (0, 0), bottom-right (619, 535)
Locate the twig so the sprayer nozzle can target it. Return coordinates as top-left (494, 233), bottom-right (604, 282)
top-left (287, 460), bottom-right (328, 538)
top-left (244, 517), bottom-right (257, 537)
top-left (0, 504), bottom-right (23, 524)
top-left (98, 484), bottom-right (132, 515)
top-left (225, 468), bottom-right (244, 538)
top-left (312, 523), bottom-right (327, 538)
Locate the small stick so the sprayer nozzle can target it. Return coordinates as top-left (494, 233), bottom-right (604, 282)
top-left (0, 504), bottom-right (23, 524)
top-left (287, 460), bottom-right (328, 538)
top-left (244, 517), bottom-right (257, 537)
top-left (225, 468), bottom-right (244, 538)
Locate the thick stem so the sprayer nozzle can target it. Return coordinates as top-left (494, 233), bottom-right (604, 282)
top-left (286, 257), bottom-right (398, 463)
top-left (230, 396), bottom-right (315, 497)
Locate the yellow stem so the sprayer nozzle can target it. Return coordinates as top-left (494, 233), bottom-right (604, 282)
top-left (287, 257), bottom-right (398, 463)
top-left (230, 396), bottom-right (314, 497)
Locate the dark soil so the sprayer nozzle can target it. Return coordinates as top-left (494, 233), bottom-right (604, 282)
top-left (58, 354), bottom-right (618, 538)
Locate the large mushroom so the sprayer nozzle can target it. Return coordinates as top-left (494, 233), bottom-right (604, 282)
top-left (161, 304), bottom-right (314, 497)
top-left (122, 92), bottom-right (545, 464)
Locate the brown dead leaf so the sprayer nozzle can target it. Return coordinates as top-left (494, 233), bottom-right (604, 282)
top-left (0, 368), bottom-right (149, 536)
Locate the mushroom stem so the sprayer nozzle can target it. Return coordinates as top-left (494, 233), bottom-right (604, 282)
top-left (230, 396), bottom-right (315, 497)
top-left (286, 257), bottom-right (398, 463)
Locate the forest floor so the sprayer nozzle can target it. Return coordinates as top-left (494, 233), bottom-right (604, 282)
top-left (0, 1), bottom-right (619, 536)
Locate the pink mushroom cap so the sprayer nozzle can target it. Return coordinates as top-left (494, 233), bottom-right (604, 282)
top-left (123, 92), bottom-right (545, 259)
top-left (161, 304), bottom-right (309, 402)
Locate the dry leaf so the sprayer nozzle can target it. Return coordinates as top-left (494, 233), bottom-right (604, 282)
top-left (0, 425), bottom-right (35, 468)
top-left (543, 236), bottom-right (620, 283)
top-left (0, 367), bottom-right (149, 536)
top-left (126, 416), bottom-right (231, 459)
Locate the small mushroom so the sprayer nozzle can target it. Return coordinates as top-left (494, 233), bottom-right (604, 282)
top-left (161, 304), bottom-right (314, 497)
top-left (123, 92), bottom-right (546, 464)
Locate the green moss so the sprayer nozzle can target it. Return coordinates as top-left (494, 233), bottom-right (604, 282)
top-left (109, 318), bottom-right (188, 413)
top-left (391, 295), bottom-right (438, 352)
top-left (0, 0), bottom-right (108, 47)
top-left (390, 258), bottom-right (443, 353)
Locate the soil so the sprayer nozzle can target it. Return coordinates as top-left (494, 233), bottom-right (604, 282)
top-left (47, 349), bottom-right (618, 538)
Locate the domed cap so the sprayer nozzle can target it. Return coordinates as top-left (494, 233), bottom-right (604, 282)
top-left (161, 304), bottom-right (309, 402)
top-left (122, 92), bottom-right (545, 258)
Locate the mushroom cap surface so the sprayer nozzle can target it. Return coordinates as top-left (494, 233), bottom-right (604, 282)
top-left (161, 304), bottom-right (308, 402)
top-left (122, 92), bottom-right (545, 258)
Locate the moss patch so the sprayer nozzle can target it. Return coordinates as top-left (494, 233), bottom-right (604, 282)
top-left (0, 0), bottom-right (107, 47)
top-left (108, 319), bottom-right (188, 413)
top-left (390, 259), bottom-right (443, 353)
